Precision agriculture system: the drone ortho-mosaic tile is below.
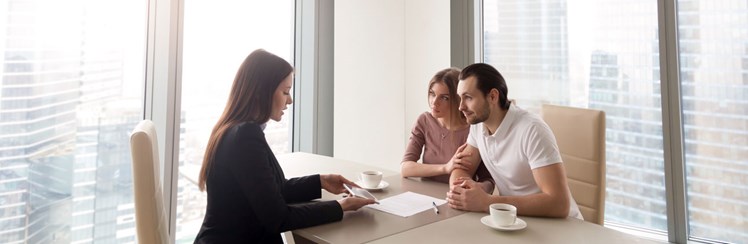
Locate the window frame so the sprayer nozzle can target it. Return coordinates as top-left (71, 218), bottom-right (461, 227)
top-left (293, 0), bottom-right (335, 156)
top-left (657, 0), bottom-right (689, 242)
top-left (143, 0), bottom-right (183, 241)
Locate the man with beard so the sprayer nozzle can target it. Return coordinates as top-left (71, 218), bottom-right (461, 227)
top-left (445, 63), bottom-right (583, 219)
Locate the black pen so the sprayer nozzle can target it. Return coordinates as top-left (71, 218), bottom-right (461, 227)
top-left (432, 201), bottom-right (439, 214)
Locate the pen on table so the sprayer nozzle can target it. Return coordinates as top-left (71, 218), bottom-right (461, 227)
top-left (432, 201), bottom-right (439, 214)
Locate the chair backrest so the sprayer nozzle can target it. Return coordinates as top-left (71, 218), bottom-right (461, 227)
top-left (541, 104), bottom-right (606, 225)
top-left (129, 120), bottom-right (169, 243)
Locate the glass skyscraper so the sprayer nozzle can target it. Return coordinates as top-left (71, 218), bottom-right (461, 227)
top-left (677, 1), bottom-right (748, 242)
top-left (485, 0), bottom-right (747, 242)
top-left (483, 0), bottom-right (571, 112)
top-left (0, 0), bottom-right (145, 243)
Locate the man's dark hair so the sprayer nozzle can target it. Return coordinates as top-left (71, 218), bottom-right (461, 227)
top-left (459, 63), bottom-right (510, 110)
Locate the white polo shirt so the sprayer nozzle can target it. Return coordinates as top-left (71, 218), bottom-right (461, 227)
top-left (467, 103), bottom-right (582, 219)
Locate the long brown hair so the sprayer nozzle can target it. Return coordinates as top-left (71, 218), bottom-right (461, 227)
top-left (428, 67), bottom-right (465, 131)
top-left (198, 49), bottom-right (293, 191)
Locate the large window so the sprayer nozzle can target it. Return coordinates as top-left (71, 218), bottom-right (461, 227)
top-left (0, 0), bottom-right (147, 243)
top-left (176, 0), bottom-right (295, 242)
top-left (483, 0), bottom-right (748, 243)
top-left (484, 0), bottom-right (667, 231)
top-left (677, 0), bottom-right (748, 242)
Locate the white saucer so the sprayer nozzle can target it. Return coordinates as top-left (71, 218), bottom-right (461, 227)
top-left (355, 181), bottom-right (389, 191)
top-left (480, 215), bottom-right (527, 231)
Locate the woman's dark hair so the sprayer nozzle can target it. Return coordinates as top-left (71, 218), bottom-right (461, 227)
top-left (428, 67), bottom-right (466, 142)
top-left (428, 67), bottom-right (465, 121)
top-left (459, 63), bottom-right (510, 110)
top-left (198, 49), bottom-right (293, 191)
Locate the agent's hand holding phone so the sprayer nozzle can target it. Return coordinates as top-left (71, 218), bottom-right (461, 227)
top-left (338, 183), bottom-right (377, 211)
top-left (321, 175), bottom-right (377, 211)
top-left (338, 195), bottom-right (377, 211)
top-left (343, 184), bottom-right (380, 203)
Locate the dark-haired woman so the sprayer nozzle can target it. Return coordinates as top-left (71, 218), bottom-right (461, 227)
top-left (194, 49), bottom-right (374, 244)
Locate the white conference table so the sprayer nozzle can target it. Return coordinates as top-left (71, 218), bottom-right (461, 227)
top-left (277, 152), bottom-right (662, 244)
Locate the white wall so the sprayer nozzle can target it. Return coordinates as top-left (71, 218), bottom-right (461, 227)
top-left (404, 0), bottom-right (451, 155)
top-left (335, 0), bottom-right (450, 171)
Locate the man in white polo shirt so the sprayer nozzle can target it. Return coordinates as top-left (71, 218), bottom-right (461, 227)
top-left (446, 63), bottom-right (582, 219)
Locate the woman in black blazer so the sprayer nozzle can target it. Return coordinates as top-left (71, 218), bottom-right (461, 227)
top-left (194, 49), bottom-right (375, 243)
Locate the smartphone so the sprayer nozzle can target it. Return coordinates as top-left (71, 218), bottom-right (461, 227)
top-left (343, 183), bottom-right (380, 204)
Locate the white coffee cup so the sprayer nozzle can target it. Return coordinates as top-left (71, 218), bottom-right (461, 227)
top-left (489, 203), bottom-right (517, 226)
top-left (360, 170), bottom-right (383, 188)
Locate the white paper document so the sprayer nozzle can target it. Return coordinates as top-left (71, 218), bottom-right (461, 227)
top-left (366, 191), bottom-right (447, 217)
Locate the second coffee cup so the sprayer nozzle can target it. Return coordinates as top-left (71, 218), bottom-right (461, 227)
top-left (360, 170), bottom-right (383, 188)
top-left (489, 203), bottom-right (517, 226)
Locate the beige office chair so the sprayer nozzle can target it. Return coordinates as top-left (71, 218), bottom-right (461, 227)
top-left (541, 104), bottom-right (606, 225)
top-left (130, 120), bottom-right (169, 243)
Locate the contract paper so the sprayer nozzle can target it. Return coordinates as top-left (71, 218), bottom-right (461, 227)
top-left (366, 191), bottom-right (447, 217)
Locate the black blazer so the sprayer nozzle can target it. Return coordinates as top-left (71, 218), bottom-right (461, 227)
top-left (194, 122), bottom-right (343, 244)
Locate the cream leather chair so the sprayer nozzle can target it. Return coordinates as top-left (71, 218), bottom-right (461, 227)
top-left (541, 104), bottom-right (606, 225)
top-left (130, 120), bottom-right (169, 243)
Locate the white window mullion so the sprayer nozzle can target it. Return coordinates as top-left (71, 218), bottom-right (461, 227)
top-left (143, 0), bottom-right (183, 243)
top-left (656, 0), bottom-right (689, 243)
top-left (293, 0), bottom-right (334, 156)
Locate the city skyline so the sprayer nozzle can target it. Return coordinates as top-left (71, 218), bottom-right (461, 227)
top-left (0, 0), bottom-right (146, 243)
